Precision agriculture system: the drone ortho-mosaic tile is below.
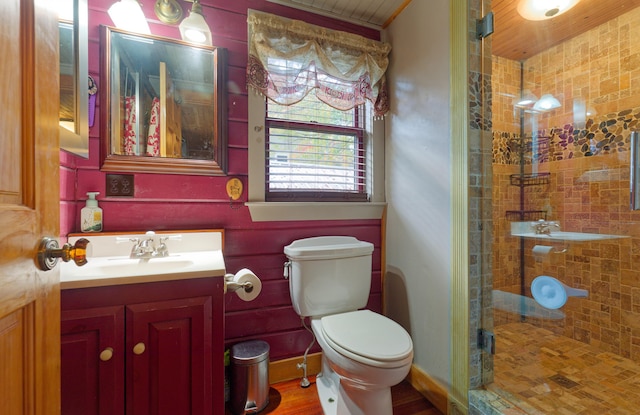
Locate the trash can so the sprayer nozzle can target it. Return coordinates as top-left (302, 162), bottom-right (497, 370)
top-left (230, 340), bottom-right (270, 414)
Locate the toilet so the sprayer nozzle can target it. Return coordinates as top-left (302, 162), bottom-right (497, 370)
top-left (284, 236), bottom-right (413, 415)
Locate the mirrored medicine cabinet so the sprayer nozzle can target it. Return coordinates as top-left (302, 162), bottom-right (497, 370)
top-left (59, 0), bottom-right (89, 158)
top-left (100, 26), bottom-right (228, 176)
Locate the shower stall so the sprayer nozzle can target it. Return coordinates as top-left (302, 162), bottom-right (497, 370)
top-left (474, 2), bottom-right (640, 414)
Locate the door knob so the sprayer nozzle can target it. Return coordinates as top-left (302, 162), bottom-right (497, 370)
top-left (100, 347), bottom-right (114, 362)
top-left (133, 342), bottom-right (146, 355)
top-left (36, 237), bottom-right (90, 271)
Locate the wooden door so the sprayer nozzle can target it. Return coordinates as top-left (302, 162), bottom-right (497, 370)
top-left (126, 296), bottom-right (213, 415)
top-left (61, 306), bottom-right (125, 415)
top-left (0, 1), bottom-right (61, 415)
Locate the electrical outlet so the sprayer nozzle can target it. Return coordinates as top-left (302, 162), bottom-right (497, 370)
top-left (106, 174), bottom-right (134, 197)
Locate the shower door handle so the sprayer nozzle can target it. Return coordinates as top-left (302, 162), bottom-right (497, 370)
top-left (631, 131), bottom-right (640, 210)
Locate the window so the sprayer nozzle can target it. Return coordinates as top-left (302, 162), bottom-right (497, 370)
top-left (265, 92), bottom-right (367, 202)
top-left (245, 10), bottom-right (388, 221)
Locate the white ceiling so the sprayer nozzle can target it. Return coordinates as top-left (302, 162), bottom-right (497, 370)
top-left (266, 0), bottom-right (409, 29)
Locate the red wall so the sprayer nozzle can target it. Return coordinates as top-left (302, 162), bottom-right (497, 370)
top-left (60, 0), bottom-right (383, 361)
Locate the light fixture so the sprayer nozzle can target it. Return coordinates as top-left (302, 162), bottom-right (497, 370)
top-left (108, 0), bottom-right (150, 34)
top-left (533, 94), bottom-right (561, 112)
top-left (517, 0), bottom-right (581, 21)
top-left (155, 0), bottom-right (182, 24)
top-left (179, 0), bottom-right (212, 46)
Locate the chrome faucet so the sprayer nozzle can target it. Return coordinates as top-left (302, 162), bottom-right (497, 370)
top-left (530, 219), bottom-right (560, 235)
top-left (129, 231), bottom-right (173, 259)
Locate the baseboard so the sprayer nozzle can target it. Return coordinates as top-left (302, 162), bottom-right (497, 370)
top-left (269, 352), bottom-right (322, 384)
top-left (406, 364), bottom-right (450, 415)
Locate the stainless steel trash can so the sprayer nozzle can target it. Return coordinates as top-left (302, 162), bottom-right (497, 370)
top-left (230, 340), bottom-right (270, 414)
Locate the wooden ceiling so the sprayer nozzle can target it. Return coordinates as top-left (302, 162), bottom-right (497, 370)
top-left (492, 0), bottom-right (640, 60)
top-left (266, 0), bottom-right (409, 29)
top-left (272, 0), bottom-right (640, 61)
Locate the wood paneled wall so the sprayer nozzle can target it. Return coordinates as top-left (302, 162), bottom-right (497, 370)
top-left (59, 0), bottom-right (382, 361)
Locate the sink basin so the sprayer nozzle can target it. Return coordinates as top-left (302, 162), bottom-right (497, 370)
top-left (97, 256), bottom-right (195, 275)
top-left (60, 230), bottom-right (226, 289)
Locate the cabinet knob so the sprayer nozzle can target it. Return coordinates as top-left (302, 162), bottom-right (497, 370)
top-left (99, 347), bottom-right (114, 362)
top-left (133, 342), bottom-right (146, 355)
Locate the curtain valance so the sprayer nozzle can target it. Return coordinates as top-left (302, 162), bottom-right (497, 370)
top-left (246, 10), bottom-right (392, 117)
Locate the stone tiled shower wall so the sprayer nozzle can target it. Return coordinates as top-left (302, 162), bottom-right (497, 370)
top-left (491, 6), bottom-right (640, 360)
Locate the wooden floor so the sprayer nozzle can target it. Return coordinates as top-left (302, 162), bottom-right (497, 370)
top-left (225, 376), bottom-right (443, 415)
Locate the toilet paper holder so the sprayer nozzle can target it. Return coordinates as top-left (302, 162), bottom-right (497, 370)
top-left (533, 244), bottom-right (568, 256)
top-left (224, 269), bottom-right (262, 301)
top-left (224, 273), bottom-right (255, 293)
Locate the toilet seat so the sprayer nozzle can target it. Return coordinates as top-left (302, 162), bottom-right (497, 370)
top-left (320, 310), bottom-right (413, 368)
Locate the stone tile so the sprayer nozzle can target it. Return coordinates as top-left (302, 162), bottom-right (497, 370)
top-left (486, 322), bottom-right (640, 414)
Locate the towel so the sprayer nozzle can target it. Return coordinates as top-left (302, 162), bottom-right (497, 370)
top-left (146, 97), bottom-right (161, 156)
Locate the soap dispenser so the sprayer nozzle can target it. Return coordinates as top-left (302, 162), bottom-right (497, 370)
top-left (81, 192), bottom-right (103, 232)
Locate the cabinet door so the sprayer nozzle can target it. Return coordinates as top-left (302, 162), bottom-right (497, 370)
top-left (61, 306), bottom-right (125, 415)
top-left (126, 296), bottom-right (213, 415)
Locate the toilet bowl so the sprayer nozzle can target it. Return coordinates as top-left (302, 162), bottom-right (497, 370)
top-left (311, 311), bottom-right (413, 415)
top-left (283, 236), bottom-right (414, 415)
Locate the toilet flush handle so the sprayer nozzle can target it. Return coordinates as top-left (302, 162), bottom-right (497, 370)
top-left (283, 261), bottom-right (291, 279)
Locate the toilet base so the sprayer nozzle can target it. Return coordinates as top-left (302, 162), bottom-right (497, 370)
top-left (316, 369), bottom-right (339, 415)
top-left (315, 354), bottom-right (394, 415)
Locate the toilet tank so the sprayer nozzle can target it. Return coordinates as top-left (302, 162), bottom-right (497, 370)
top-left (284, 236), bottom-right (374, 317)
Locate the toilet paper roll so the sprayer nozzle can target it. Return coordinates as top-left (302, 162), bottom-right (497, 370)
top-left (533, 245), bottom-right (554, 260)
top-left (230, 268), bottom-right (262, 301)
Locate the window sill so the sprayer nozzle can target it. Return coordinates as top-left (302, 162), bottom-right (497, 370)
top-left (246, 202), bottom-right (386, 222)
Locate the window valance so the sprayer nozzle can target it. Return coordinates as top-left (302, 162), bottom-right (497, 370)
top-left (246, 10), bottom-right (392, 117)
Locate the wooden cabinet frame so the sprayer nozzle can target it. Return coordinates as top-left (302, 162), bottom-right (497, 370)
top-left (61, 277), bottom-right (225, 415)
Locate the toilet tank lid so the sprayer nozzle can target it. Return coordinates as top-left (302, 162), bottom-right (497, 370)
top-left (284, 236), bottom-right (374, 260)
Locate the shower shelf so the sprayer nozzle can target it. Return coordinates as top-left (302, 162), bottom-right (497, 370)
top-left (505, 210), bottom-right (547, 221)
top-left (510, 172), bottom-right (550, 187)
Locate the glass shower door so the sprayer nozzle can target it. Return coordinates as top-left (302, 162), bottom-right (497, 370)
top-left (480, 1), bottom-right (640, 414)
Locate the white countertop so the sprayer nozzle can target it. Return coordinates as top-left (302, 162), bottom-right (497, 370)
top-left (60, 230), bottom-right (226, 289)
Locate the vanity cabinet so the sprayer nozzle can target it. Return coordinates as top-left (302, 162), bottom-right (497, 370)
top-left (61, 305), bottom-right (124, 415)
top-left (61, 277), bottom-right (225, 415)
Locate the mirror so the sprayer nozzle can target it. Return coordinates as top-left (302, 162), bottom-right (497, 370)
top-left (59, 0), bottom-right (89, 158)
top-left (100, 26), bottom-right (228, 176)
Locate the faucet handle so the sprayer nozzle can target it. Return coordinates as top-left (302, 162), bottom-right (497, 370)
top-left (156, 238), bottom-right (170, 257)
top-left (116, 236), bottom-right (138, 243)
top-left (156, 234), bottom-right (180, 258)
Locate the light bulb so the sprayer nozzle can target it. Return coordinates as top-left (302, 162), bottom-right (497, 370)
top-left (179, 1), bottom-right (212, 46)
top-left (517, 0), bottom-right (580, 21)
